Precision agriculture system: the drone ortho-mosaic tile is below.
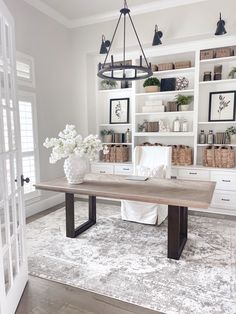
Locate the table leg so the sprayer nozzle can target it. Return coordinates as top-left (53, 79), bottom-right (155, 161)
top-left (65, 193), bottom-right (96, 238)
top-left (168, 205), bottom-right (188, 260)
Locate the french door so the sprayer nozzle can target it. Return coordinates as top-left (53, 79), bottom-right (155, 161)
top-left (0, 1), bottom-right (28, 313)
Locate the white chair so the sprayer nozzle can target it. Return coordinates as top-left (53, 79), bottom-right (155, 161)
top-left (121, 146), bottom-right (172, 225)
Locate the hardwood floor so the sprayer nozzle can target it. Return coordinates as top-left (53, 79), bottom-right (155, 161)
top-left (16, 275), bottom-right (161, 314)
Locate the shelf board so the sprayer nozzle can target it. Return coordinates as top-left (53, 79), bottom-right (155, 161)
top-left (200, 56), bottom-right (236, 64)
top-left (135, 111), bottom-right (194, 116)
top-left (99, 123), bottom-right (132, 127)
top-left (134, 132), bottom-right (194, 137)
top-left (199, 79), bottom-right (236, 85)
top-left (197, 144), bottom-right (236, 147)
top-left (102, 142), bottom-right (132, 145)
top-left (198, 121), bottom-right (236, 125)
top-left (98, 88), bottom-right (133, 93)
top-left (153, 67), bottom-right (195, 76)
top-left (136, 89), bottom-right (194, 97)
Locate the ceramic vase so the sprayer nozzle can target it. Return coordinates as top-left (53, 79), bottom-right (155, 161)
top-left (64, 155), bottom-right (88, 184)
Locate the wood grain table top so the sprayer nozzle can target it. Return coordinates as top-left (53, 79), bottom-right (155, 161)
top-left (35, 174), bottom-right (216, 209)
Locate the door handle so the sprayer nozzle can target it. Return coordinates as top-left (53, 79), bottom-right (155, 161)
top-left (21, 175), bottom-right (30, 187)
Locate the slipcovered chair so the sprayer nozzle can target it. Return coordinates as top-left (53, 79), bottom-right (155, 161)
top-left (121, 146), bottom-right (172, 225)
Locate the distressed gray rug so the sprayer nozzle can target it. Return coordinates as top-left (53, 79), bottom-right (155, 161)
top-left (27, 201), bottom-right (236, 314)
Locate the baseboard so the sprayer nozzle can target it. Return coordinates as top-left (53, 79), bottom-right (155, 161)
top-left (26, 193), bottom-right (65, 218)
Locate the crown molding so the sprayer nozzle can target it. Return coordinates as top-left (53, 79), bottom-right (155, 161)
top-left (24, 0), bottom-right (209, 29)
top-left (23, 0), bottom-right (71, 27)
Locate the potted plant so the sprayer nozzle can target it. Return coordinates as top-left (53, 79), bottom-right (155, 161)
top-left (44, 125), bottom-right (108, 184)
top-left (175, 94), bottom-right (193, 111)
top-left (100, 80), bottom-right (118, 90)
top-left (100, 129), bottom-right (114, 143)
top-left (228, 67), bottom-right (236, 79)
top-left (143, 77), bottom-right (160, 93)
top-left (226, 126), bottom-right (236, 144)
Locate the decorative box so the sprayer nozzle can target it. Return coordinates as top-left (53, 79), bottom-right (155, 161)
top-left (166, 101), bottom-right (178, 112)
top-left (215, 47), bottom-right (231, 58)
top-left (160, 78), bottom-right (176, 91)
top-left (232, 46), bottom-right (236, 56)
top-left (200, 49), bottom-right (214, 60)
top-left (147, 122), bottom-right (159, 132)
top-left (158, 63), bottom-right (174, 71)
top-left (174, 61), bottom-right (191, 69)
top-left (145, 100), bottom-right (163, 106)
top-left (142, 105), bottom-right (165, 113)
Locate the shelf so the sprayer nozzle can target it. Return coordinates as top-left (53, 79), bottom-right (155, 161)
top-left (136, 89), bottom-right (194, 97)
top-left (153, 67), bottom-right (195, 76)
top-left (200, 56), bottom-right (236, 64)
top-left (103, 142), bottom-right (132, 146)
top-left (134, 132), bottom-right (194, 137)
top-left (93, 161), bottom-right (133, 165)
top-left (198, 121), bottom-right (236, 125)
top-left (99, 123), bottom-right (132, 127)
top-left (98, 88), bottom-right (133, 93)
top-left (197, 144), bottom-right (236, 147)
top-left (199, 79), bottom-right (236, 85)
top-left (135, 111), bottom-right (194, 116)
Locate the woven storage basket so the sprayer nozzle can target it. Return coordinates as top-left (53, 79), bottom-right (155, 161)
top-left (215, 47), bottom-right (231, 58)
top-left (203, 146), bottom-right (215, 167)
top-left (200, 49), bottom-right (214, 60)
top-left (215, 147), bottom-right (235, 168)
top-left (172, 145), bottom-right (193, 166)
top-left (102, 145), bottom-right (111, 162)
top-left (116, 146), bottom-right (129, 163)
top-left (158, 63), bottom-right (174, 71)
top-left (109, 146), bottom-right (117, 162)
top-left (174, 61), bottom-right (191, 69)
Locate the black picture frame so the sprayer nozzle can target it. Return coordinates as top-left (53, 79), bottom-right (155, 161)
top-left (109, 98), bottom-right (130, 124)
top-left (209, 91), bottom-right (236, 122)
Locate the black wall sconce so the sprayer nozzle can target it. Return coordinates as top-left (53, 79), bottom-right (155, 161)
top-left (215, 13), bottom-right (227, 36)
top-left (99, 35), bottom-right (111, 54)
top-left (152, 25), bottom-right (163, 46)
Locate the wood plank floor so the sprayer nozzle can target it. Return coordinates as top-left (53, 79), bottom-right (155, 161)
top-left (16, 275), bottom-right (161, 314)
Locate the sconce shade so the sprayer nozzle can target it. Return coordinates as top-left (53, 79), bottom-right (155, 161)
top-left (99, 35), bottom-right (111, 54)
top-left (152, 25), bottom-right (163, 46)
top-left (215, 13), bottom-right (227, 35)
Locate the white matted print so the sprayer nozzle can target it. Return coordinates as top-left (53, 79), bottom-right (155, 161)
top-left (110, 98), bottom-right (130, 124)
top-left (209, 91), bottom-right (236, 122)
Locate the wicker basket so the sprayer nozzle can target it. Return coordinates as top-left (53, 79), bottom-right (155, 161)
top-left (172, 145), bottom-right (193, 166)
top-left (110, 146), bottom-right (117, 162)
top-left (203, 146), bottom-right (235, 168)
top-left (232, 46), bottom-right (236, 56)
top-left (116, 146), bottom-right (129, 163)
top-left (215, 47), bottom-right (231, 58)
top-left (158, 63), bottom-right (174, 71)
top-left (174, 61), bottom-right (191, 69)
top-left (200, 49), bottom-right (214, 60)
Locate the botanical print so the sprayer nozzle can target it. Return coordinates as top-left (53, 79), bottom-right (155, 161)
top-left (110, 98), bottom-right (129, 124)
top-left (209, 91), bottom-right (236, 121)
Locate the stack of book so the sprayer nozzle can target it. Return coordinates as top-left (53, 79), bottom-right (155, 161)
top-left (142, 100), bottom-right (164, 113)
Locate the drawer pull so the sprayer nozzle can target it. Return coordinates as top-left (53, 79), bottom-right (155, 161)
top-left (189, 172), bottom-right (197, 175)
top-left (100, 171), bottom-right (106, 174)
top-left (122, 168), bottom-right (130, 171)
top-left (222, 179), bottom-right (231, 183)
top-left (221, 198), bottom-right (230, 202)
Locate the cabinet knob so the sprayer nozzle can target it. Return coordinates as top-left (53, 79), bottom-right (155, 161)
top-left (221, 198), bottom-right (230, 202)
top-left (222, 179), bottom-right (231, 183)
top-left (189, 172), bottom-right (197, 175)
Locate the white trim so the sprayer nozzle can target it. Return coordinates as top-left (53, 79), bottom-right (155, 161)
top-left (16, 51), bottom-right (36, 89)
top-left (23, 0), bottom-right (209, 29)
top-left (25, 193), bottom-right (64, 217)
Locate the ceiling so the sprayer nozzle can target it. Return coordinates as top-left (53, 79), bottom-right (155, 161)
top-left (24, 0), bottom-right (208, 28)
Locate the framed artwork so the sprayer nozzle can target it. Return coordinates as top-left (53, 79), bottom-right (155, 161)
top-left (110, 98), bottom-right (130, 124)
top-left (209, 91), bottom-right (236, 122)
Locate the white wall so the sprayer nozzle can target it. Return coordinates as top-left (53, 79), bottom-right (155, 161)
top-left (70, 0), bottom-right (236, 134)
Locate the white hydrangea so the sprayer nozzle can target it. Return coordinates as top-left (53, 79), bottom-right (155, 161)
top-left (43, 125), bottom-right (108, 164)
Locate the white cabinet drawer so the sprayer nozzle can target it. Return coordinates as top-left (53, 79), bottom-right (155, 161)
top-left (211, 191), bottom-right (236, 210)
top-left (91, 164), bottom-right (114, 174)
top-left (114, 164), bottom-right (133, 175)
top-left (211, 172), bottom-right (236, 191)
top-left (178, 169), bottom-right (210, 181)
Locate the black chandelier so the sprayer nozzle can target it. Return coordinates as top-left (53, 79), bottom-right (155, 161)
top-left (97, 0), bottom-right (153, 81)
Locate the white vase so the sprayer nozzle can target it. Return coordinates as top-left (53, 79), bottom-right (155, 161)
top-left (230, 134), bottom-right (236, 144)
top-left (178, 104), bottom-right (190, 111)
top-left (64, 155), bottom-right (88, 184)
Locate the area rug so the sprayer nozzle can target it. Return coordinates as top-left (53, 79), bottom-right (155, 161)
top-left (27, 201), bottom-right (236, 314)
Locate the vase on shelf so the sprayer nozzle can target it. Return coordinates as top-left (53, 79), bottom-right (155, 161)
top-left (144, 86), bottom-right (159, 93)
top-left (64, 155), bottom-right (89, 184)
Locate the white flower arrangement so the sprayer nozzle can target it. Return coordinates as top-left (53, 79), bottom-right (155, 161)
top-left (44, 125), bottom-right (108, 164)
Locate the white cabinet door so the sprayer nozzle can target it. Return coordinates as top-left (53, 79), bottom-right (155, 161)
top-left (0, 2), bottom-right (28, 313)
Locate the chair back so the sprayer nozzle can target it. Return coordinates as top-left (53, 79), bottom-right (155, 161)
top-left (134, 146), bottom-right (172, 178)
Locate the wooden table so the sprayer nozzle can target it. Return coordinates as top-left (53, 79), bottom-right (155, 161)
top-left (35, 174), bottom-right (215, 260)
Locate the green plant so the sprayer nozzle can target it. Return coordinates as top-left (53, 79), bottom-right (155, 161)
top-left (175, 94), bottom-right (193, 106)
top-left (100, 129), bottom-right (114, 136)
top-left (228, 67), bottom-right (236, 79)
top-left (226, 126), bottom-right (236, 135)
top-left (143, 77), bottom-right (160, 88)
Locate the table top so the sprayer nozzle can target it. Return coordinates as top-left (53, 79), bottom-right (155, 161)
top-left (35, 174), bottom-right (216, 209)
